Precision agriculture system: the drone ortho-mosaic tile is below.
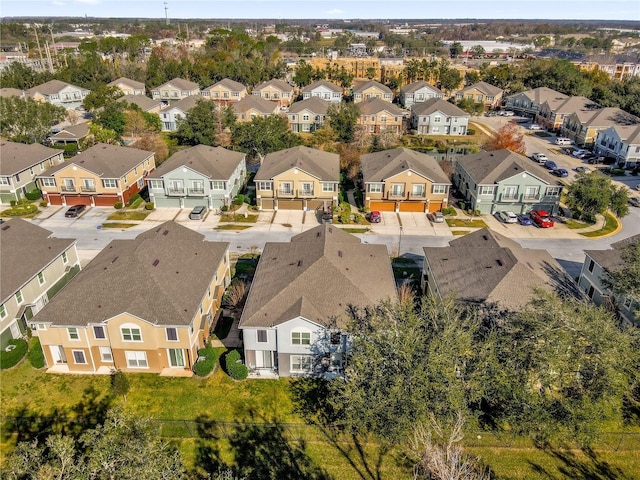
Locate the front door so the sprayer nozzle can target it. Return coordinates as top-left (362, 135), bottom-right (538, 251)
top-left (50, 345), bottom-right (67, 364)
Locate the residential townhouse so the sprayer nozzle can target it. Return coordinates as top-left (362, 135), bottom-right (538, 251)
top-left (118, 94), bottom-right (163, 114)
top-left (357, 98), bottom-right (405, 134)
top-left (26, 80), bottom-right (90, 110)
top-left (107, 77), bottom-right (146, 96)
top-left (361, 147), bottom-right (451, 213)
top-left (0, 141), bottom-right (65, 204)
top-left (232, 96), bottom-right (280, 123)
top-left (399, 80), bottom-right (445, 109)
top-left (201, 78), bottom-right (248, 104)
top-left (562, 106), bottom-right (639, 147)
top-left (454, 149), bottom-right (563, 215)
top-left (240, 223), bottom-right (397, 377)
top-left (31, 221), bottom-right (231, 375)
top-left (422, 228), bottom-right (583, 310)
top-left (147, 145), bottom-right (246, 210)
top-left (454, 81), bottom-right (503, 110)
top-left (159, 95), bottom-right (201, 132)
top-left (251, 79), bottom-right (295, 108)
top-left (352, 80), bottom-right (393, 103)
top-left (48, 123), bottom-right (90, 149)
top-left (287, 97), bottom-right (330, 133)
top-left (503, 87), bottom-right (568, 117)
top-left (0, 219), bottom-right (80, 348)
top-left (254, 146), bottom-right (339, 211)
top-left (151, 77), bottom-right (201, 103)
top-left (536, 96), bottom-right (599, 132)
top-left (578, 234), bottom-right (639, 325)
top-left (594, 124), bottom-right (640, 169)
top-left (300, 80), bottom-right (343, 103)
top-left (37, 143), bottom-right (156, 207)
top-left (410, 98), bottom-right (469, 135)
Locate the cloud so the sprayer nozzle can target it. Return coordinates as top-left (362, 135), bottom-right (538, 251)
top-left (325, 8), bottom-right (344, 14)
top-left (75, 0), bottom-right (101, 4)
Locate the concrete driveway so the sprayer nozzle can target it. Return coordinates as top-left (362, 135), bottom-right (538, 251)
top-left (483, 210), bottom-right (583, 239)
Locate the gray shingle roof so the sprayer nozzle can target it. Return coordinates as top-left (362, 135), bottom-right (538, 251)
top-left (457, 81), bottom-right (502, 96)
top-left (34, 221), bottom-right (229, 327)
top-left (239, 223), bottom-right (397, 328)
top-left (254, 146), bottom-right (339, 182)
top-left (203, 78), bottom-right (247, 92)
top-left (27, 80), bottom-right (88, 96)
top-left (357, 97), bottom-right (404, 116)
top-left (288, 97), bottom-right (331, 115)
top-left (253, 79), bottom-right (294, 93)
top-left (505, 86), bottom-right (568, 105)
top-left (150, 145), bottom-right (245, 180)
top-left (400, 80), bottom-right (443, 95)
top-left (108, 77), bottom-right (146, 91)
top-left (0, 219), bottom-right (76, 303)
top-left (166, 95), bottom-right (201, 113)
top-left (157, 77), bottom-right (200, 91)
top-left (301, 80), bottom-right (342, 93)
top-left (608, 124), bottom-right (640, 144)
top-left (119, 94), bottom-right (162, 112)
top-left (361, 147), bottom-right (450, 184)
top-left (0, 141), bottom-right (62, 175)
top-left (411, 98), bottom-right (469, 117)
top-left (577, 107), bottom-right (639, 127)
top-left (232, 96), bottom-right (280, 115)
top-left (455, 149), bottom-right (558, 186)
top-left (585, 233), bottom-right (640, 272)
top-left (49, 123), bottom-right (90, 141)
top-left (551, 96), bottom-right (599, 114)
top-left (353, 80), bottom-right (392, 94)
top-left (41, 143), bottom-right (154, 179)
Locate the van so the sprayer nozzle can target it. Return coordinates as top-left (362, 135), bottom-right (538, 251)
top-left (555, 137), bottom-right (572, 145)
top-left (189, 206), bottom-right (207, 220)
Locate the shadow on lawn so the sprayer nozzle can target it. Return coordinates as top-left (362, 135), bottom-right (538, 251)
top-left (528, 446), bottom-right (634, 480)
top-left (2, 386), bottom-right (112, 444)
top-left (192, 410), bottom-right (333, 480)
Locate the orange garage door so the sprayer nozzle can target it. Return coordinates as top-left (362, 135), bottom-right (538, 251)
top-left (399, 202), bottom-right (426, 213)
top-left (369, 201), bottom-right (395, 212)
top-left (277, 199), bottom-right (304, 210)
top-left (47, 194), bottom-right (63, 205)
top-left (94, 196), bottom-right (120, 207)
top-left (64, 195), bottom-right (92, 206)
top-left (428, 201), bottom-right (443, 213)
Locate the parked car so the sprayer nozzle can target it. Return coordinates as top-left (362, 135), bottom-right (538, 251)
top-left (530, 210), bottom-right (554, 228)
top-left (517, 213), bottom-right (533, 226)
top-left (531, 153), bottom-right (548, 163)
top-left (571, 149), bottom-right (589, 158)
top-left (636, 183), bottom-right (640, 191)
top-left (188, 205), bottom-right (207, 220)
top-left (528, 123), bottom-right (543, 130)
top-left (367, 211), bottom-right (381, 223)
top-left (428, 211), bottom-right (445, 223)
top-left (555, 137), bottom-right (572, 145)
top-left (496, 210), bottom-right (518, 223)
top-left (552, 168), bottom-right (569, 177)
top-left (64, 205), bottom-right (86, 218)
top-left (629, 197), bottom-right (640, 208)
top-left (575, 166), bottom-right (591, 173)
top-left (544, 160), bottom-right (558, 170)
top-left (321, 210), bottom-right (333, 223)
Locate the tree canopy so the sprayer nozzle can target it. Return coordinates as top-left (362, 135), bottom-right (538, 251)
top-left (0, 96), bottom-right (66, 144)
top-left (326, 102), bottom-right (360, 143)
top-left (230, 115), bottom-right (302, 160)
top-left (565, 172), bottom-right (629, 222)
top-left (172, 99), bottom-right (233, 147)
top-left (484, 122), bottom-right (526, 154)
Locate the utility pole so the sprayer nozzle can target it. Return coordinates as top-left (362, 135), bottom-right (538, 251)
top-left (48, 24), bottom-right (58, 69)
top-left (164, 2), bottom-right (169, 25)
top-left (44, 41), bottom-right (54, 73)
top-left (33, 27), bottom-right (47, 73)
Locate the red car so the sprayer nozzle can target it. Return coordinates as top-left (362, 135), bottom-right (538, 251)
top-left (530, 210), bottom-right (554, 228)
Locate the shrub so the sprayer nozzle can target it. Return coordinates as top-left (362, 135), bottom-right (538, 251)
top-left (111, 369), bottom-right (130, 400)
top-left (144, 202), bottom-right (155, 210)
top-left (221, 205), bottom-right (229, 212)
top-left (194, 345), bottom-right (219, 377)
top-left (39, 200), bottom-right (48, 208)
top-left (224, 349), bottom-right (248, 380)
top-left (442, 207), bottom-right (456, 216)
top-left (25, 189), bottom-right (42, 201)
top-left (10, 200), bottom-right (17, 207)
top-left (233, 194), bottom-right (244, 206)
top-left (467, 128), bottom-right (476, 135)
top-left (0, 338), bottom-right (28, 369)
top-left (126, 193), bottom-right (141, 206)
top-left (27, 337), bottom-right (45, 368)
top-left (114, 201), bottom-right (123, 209)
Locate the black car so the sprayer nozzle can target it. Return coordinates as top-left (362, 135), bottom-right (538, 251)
top-left (65, 205), bottom-right (86, 218)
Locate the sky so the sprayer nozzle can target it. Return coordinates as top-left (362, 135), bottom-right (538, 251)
top-left (1, 0), bottom-right (639, 22)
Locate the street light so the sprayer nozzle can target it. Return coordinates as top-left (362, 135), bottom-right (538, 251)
top-left (398, 225), bottom-right (403, 258)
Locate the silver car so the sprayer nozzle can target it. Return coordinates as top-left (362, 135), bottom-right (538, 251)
top-left (497, 211), bottom-right (518, 223)
top-left (429, 211), bottom-right (445, 223)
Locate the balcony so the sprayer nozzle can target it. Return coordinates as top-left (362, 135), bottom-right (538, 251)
top-left (389, 192), bottom-right (406, 199)
top-left (298, 189), bottom-right (315, 198)
top-left (409, 192), bottom-right (426, 199)
top-left (276, 189), bottom-right (295, 198)
top-left (188, 188), bottom-right (205, 195)
top-left (167, 188), bottom-right (185, 196)
top-left (81, 186), bottom-right (96, 193)
top-left (522, 194), bottom-right (540, 202)
top-left (61, 186), bottom-right (76, 192)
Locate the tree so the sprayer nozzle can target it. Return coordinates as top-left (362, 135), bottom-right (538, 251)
top-left (292, 59), bottom-right (314, 87)
top-left (172, 98), bottom-right (225, 146)
top-left (438, 68), bottom-right (463, 95)
top-left (565, 172), bottom-right (629, 222)
top-left (132, 134), bottom-right (169, 165)
top-left (110, 369), bottom-right (129, 401)
top-left (231, 115), bottom-right (302, 160)
top-left (470, 45), bottom-right (486, 58)
top-left (94, 100), bottom-right (126, 138)
top-left (0, 96), bottom-right (65, 144)
top-left (83, 85), bottom-right (123, 112)
top-left (484, 122), bottom-right (526, 154)
top-left (449, 42), bottom-right (463, 58)
top-left (326, 102), bottom-right (360, 143)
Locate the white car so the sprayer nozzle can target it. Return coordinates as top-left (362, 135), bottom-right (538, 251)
top-left (531, 153), bottom-right (549, 163)
top-left (497, 211), bottom-right (518, 223)
top-left (528, 123), bottom-right (543, 130)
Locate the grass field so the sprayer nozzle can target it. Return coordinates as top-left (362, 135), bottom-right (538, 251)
top-left (446, 218), bottom-right (489, 228)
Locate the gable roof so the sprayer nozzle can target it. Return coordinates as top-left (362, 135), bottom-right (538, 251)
top-left (255, 146), bottom-right (339, 182)
top-left (301, 80), bottom-right (342, 93)
top-left (506, 86), bottom-right (568, 104)
top-left (165, 95), bottom-right (201, 113)
top-left (203, 78), bottom-right (247, 92)
top-left (156, 77), bottom-right (200, 91)
top-left (585, 233), bottom-right (640, 273)
top-left (118, 94), bottom-right (162, 112)
top-left (457, 81), bottom-right (502, 96)
top-left (253, 78), bottom-right (294, 93)
top-left (108, 77), bottom-right (145, 91)
top-left (232, 96), bottom-right (280, 115)
top-left (48, 123), bottom-right (90, 141)
top-left (0, 219), bottom-right (76, 303)
top-left (357, 97), bottom-right (404, 116)
top-left (150, 145), bottom-right (245, 180)
top-left (361, 148), bottom-right (450, 184)
top-left (0, 88), bottom-right (25, 98)
top-left (548, 96), bottom-right (599, 114)
top-left (605, 124), bottom-right (640, 144)
top-left (239, 223), bottom-right (396, 329)
top-left (34, 221), bottom-right (229, 327)
top-left (400, 80), bottom-right (443, 95)
top-left (288, 97), bottom-right (331, 115)
top-left (27, 80), bottom-right (87, 96)
top-left (573, 107), bottom-right (639, 127)
top-left (411, 98), bottom-right (469, 117)
top-left (0, 141), bottom-right (62, 175)
top-left (353, 80), bottom-right (392, 94)
top-left (456, 149), bottom-right (558, 185)
top-left (42, 143), bottom-right (154, 178)
top-left (423, 228), bottom-right (583, 309)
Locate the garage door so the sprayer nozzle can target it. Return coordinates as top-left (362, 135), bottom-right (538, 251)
top-left (64, 195), bottom-right (92, 206)
top-left (154, 197), bottom-right (181, 208)
top-left (307, 200), bottom-right (325, 211)
top-left (277, 199), bottom-right (304, 210)
top-left (399, 202), bottom-right (425, 213)
top-left (47, 194), bottom-right (63, 205)
top-left (428, 201), bottom-right (443, 213)
top-left (184, 198), bottom-right (205, 209)
top-left (261, 198), bottom-right (274, 210)
top-left (369, 201), bottom-right (395, 212)
top-left (94, 196), bottom-right (119, 207)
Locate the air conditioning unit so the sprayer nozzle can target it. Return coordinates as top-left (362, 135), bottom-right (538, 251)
top-left (65, 266), bottom-right (72, 272)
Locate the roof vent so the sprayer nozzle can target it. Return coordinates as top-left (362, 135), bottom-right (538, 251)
top-left (1, 225), bottom-right (10, 231)
top-left (152, 259), bottom-right (160, 267)
top-left (316, 232), bottom-right (321, 237)
top-left (496, 259), bottom-right (504, 266)
top-left (163, 230), bottom-right (169, 235)
top-left (297, 260), bottom-right (303, 267)
top-left (482, 235), bottom-right (488, 240)
top-left (111, 256), bottom-right (119, 264)
top-left (338, 250), bottom-right (342, 257)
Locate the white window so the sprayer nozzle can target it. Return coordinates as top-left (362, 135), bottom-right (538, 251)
top-left (322, 183), bottom-right (335, 192)
top-left (37, 324), bottom-right (47, 331)
top-left (432, 185), bottom-right (447, 194)
top-left (412, 184), bottom-right (425, 196)
top-left (0, 177), bottom-right (10, 185)
top-left (479, 186), bottom-right (495, 195)
top-left (368, 183), bottom-right (383, 193)
top-left (62, 251), bottom-right (68, 264)
top-left (211, 181), bottom-right (225, 190)
top-left (38, 272), bottom-right (45, 285)
top-left (0, 304), bottom-right (6, 318)
top-left (166, 327), bottom-right (178, 341)
top-left (256, 181), bottom-right (272, 191)
top-left (623, 296), bottom-right (633, 309)
top-left (15, 290), bottom-right (23, 304)
top-left (121, 326), bottom-right (142, 341)
top-left (125, 351), bottom-right (148, 368)
top-left (434, 116), bottom-right (441, 122)
top-left (280, 182), bottom-right (292, 195)
top-left (391, 184), bottom-right (404, 197)
top-left (545, 186), bottom-right (562, 197)
top-left (291, 331), bottom-right (311, 345)
top-left (148, 180), bottom-right (163, 189)
top-left (82, 179), bottom-right (95, 191)
top-left (300, 182), bottom-right (313, 195)
top-left (257, 330), bottom-right (268, 343)
top-left (102, 179), bottom-right (117, 188)
top-left (191, 180), bottom-right (204, 193)
top-left (503, 186), bottom-right (518, 199)
top-left (100, 346), bottom-right (113, 362)
top-left (40, 178), bottom-right (55, 187)
top-left (302, 114), bottom-right (310, 121)
top-left (524, 186), bottom-right (539, 200)
top-left (63, 178), bottom-right (75, 191)
top-left (291, 355), bottom-right (313, 373)
top-left (72, 350), bottom-right (87, 364)
top-left (93, 326), bottom-right (106, 339)
top-left (68, 327), bottom-right (80, 341)
top-left (168, 348), bottom-right (185, 367)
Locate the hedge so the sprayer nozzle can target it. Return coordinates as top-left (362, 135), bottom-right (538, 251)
top-left (194, 345), bottom-right (219, 377)
top-left (0, 338), bottom-right (28, 369)
top-left (223, 349), bottom-right (248, 380)
top-left (27, 337), bottom-right (45, 368)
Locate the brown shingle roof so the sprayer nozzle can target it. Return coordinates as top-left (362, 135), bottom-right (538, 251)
top-left (166, 95), bottom-right (201, 113)
top-left (157, 77), bottom-right (200, 91)
top-left (361, 147), bottom-right (450, 184)
top-left (0, 141), bottom-right (62, 175)
top-left (0, 219), bottom-right (76, 303)
top-left (585, 233), bottom-right (640, 272)
top-left (27, 80), bottom-right (87, 96)
top-left (301, 80), bottom-right (342, 93)
top-left (232, 96), bottom-right (280, 115)
top-left (34, 221), bottom-right (229, 327)
top-left (353, 80), bottom-right (392, 94)
top-left (108, 77), bottom-right (146, 91)
top-left (458, 81), bottom-right (502, 97)
top-left (288, 97), bottom-right (330, 115)
top-left (254, 146), bottom-right (339, 182)
top-left (119, 94), bottom-right (162, 112)
top-left (357, 97), bottom-right (404, 116)
top-left (239, 223), bottom-right (397, 328)
top-left (49, 123), bottom-right (90, 141)
top-left (150, 145), bottom-right (245, 180)
top-left (254, 79), bottom-right (294, 93)
top-left (203, 78), bottom-right (247, 92)
top-left (400, 80), bottom-right (443, 95)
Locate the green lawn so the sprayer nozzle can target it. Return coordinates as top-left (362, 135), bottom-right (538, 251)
top-left (580, 213), bottom-right (619, 237)
top-left (101, 222), bottom-right (137, 228)
top-left (446, 218), bottom-right (489, 228)
top-left (219, 213), bottom-right (258, 223)
top-left (215, 224), bottom-right (252, 230)
top-left (106, 211), bottom-right (150, 221)
top-left (564, 218), bottom-right (594, 229)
